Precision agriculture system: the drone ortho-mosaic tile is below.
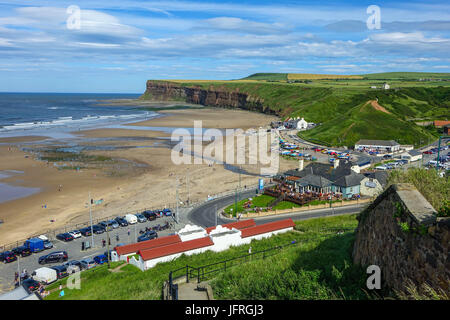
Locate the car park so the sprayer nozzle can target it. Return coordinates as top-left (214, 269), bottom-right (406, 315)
top-left (64, 260), bottom-right (82, 273)
top-left (114, 216), bottom-right (128, 227)
top-left (50, 265), bottom-right (69, 279)
top-left (142, 211), bottom-right (158, 221)
top-left (80, 258), bottom-right (96, 269)
top-left (137, 230), bottom-right (158, 242)
top-left (125, 214), bottom-right (138, 224)
top-left (0, 251), bottom-right (17, 263)
top-left (135, 214), bottom-right (147, 223)
top-left (56, 233), bottom-right (74, 242)
top-left (43, 240), bottom-right (53, 250)
top-left (12, 246), bottom-right (32, 257)
top-left (22, 278), bottom-right (41, 293)
top-left (38, 251), bottom-right (68, 265)
top-left (32, 267), bottom-right (57, 284)
top-left (79, 227), bottom-right (93, 236)
top-left (92, 224), bottom-right (105, 234)
top-left (68, 230), bottom-right (82, 239)
top-left (93, 254), bottom-right (108, 264)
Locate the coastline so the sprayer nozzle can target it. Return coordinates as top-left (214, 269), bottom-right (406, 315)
top-left (0, 107), bottom-right (290, 246)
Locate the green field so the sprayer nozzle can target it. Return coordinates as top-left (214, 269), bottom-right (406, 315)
top-left (146, 72), bottom-right (449, 147)
top-left (45, 214), bottom-right (380, 300)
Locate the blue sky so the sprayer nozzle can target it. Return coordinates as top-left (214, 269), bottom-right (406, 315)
top-left (0, 0), bottom-right (449, 92)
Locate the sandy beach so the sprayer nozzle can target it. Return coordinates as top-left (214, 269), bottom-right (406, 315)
top-left (0, 107), bottom-right (295, 247)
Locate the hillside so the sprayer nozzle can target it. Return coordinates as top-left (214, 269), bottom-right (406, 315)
top-left (141, 73), bottom-right (450, 147)
top-left (44, 214), bottom-right (371, 300)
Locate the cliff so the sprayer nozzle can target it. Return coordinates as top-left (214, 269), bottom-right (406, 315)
top-left (142, 81), bottom-right (276, 115)
top-left (353, 183), bottom-right (449, 295)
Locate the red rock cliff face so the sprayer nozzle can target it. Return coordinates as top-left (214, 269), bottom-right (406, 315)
top-left (143, 81), bottom-right (276, 115)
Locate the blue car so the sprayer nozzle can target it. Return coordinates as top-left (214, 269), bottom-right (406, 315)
top-left (93, 254), bottom-right (107, 264)
top-left (162, 208), bottom-right (172, 216)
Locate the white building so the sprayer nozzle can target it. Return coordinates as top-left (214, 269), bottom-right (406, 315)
top-left (355, 139), bottom-right (400, 153)
top-left (117, 219), bottom-right (296, 271)
top-left (296, 117), bottom-right (308, 130)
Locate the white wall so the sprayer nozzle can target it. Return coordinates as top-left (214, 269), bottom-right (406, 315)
top-left (209, 226), bottom-right (243, 252)
top-left (177, 224), bottom-right (208, 242)
top-left (360, 177), bottom-right (383, 197)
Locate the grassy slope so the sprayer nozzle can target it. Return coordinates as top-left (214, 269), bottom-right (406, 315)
top-left (145, 73), bottom-right (449, 147)
top-left (45, 214), bottom-right (372, 300)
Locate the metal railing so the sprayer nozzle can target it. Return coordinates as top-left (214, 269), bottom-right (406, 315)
top-left (164, 240), bottom-right (299, 300)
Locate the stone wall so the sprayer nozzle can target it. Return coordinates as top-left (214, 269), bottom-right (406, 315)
top-left (353, 183), bottom-right (449, 295)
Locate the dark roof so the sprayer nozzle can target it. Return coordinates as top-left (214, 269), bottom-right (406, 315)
top-left (333, 172), bottom-right (365, 187)
top-left (408, 150), bottom-right (422, 156)
top-left (365, 171), bottom-right (388, 186)
top-left (241, 219), bottom-right (295, 238)
top-left (297, 174), bottom-right (333, 188)
top-left (355, 139), bottom-right (399, 147)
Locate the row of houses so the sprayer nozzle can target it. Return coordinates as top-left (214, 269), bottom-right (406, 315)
top-left (111, 218), bottom-right (296, 271)
top-left (279, 159), bottom-right (387, 198)
top-left (271, 117), bottom-right (315, 131)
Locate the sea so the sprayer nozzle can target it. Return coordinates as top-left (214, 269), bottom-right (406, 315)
top-left (0, 92), bottom-right (159, 139)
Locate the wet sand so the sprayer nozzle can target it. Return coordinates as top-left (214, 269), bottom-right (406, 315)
top-left (0, 108), bottom-right (293, 246)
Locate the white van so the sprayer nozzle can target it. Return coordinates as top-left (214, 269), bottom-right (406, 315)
top-left (124, 214), bottom-right (137, 224)
top-left (32, 267), bottom-right (57, 284)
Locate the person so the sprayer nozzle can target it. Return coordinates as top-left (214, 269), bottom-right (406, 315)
top-left (116, 234), bottom-right (119, 242)
top-left (127, 229), bottom-right (130, 237)
top-left (102, 239), bottom-right (106, 247)
top-left (108, 238), bottom-right (111, 246)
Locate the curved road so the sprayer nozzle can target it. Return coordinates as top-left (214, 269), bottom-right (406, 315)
top-left (187, 189), bottom-right (365, 228)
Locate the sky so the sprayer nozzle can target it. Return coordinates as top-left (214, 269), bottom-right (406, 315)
top-left (0, 0), bottom-right (449, 93)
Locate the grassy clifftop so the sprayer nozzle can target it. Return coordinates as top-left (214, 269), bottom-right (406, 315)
top-left (143, 73), bottom-right (449, 147)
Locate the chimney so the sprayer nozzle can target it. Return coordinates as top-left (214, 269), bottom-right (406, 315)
top-left (299, 159), bottom-right (304, 171)
top-left (333, 159), bottom-right (340, 169)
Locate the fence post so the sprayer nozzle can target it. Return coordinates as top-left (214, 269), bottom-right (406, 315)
top-left (186, 265), bottom-right (189, 283)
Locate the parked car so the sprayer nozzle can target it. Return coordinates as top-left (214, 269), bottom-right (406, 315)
top-left (93, 254), bottom-right (108, 264)
top-left (68, 230), bottom-right (82, 239)
top-left (162, 209), bottom-right (172, 216)
top-left (38, 251), bottom-right (68, 265)
top-left (114, 216), bottom-right (128, 227)
top-left (32, 267), bottom-right (57, 285)
top-left (109, 220), bottom-right (120, 229)
top-left (24, 238), bottom-right (45, 253)
top-left (79, 227), bottom-right (92, 236)
top-left (137, 230), bottom-right (158, 242)
top-left (92, 224), bottom-right (105, 234)
top-left (80, 258), bottom-right (96, 269)
top-left (56, 233), bottom-right (74, 242)
top-left (135, 214), bottom-right (147, 223)
top-left (43, 240), bottom-right (54, 250)
top-left (50, 265), bottom-right (69, 279)
top-left (64, 260), bottom-right (82, 273)
top-left (12, 246), bottom-right (32, 257)
top-left (142, 211), bottom-right (158, 221)
top-left (0, 251), bottom-right (17, 263)
top-left (124, 214), bottom-right (137, 224)
top-left (22, 278), bottom-right (41, 293)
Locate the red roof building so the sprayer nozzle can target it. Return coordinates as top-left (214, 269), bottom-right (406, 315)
top-left (241, 218), bottom-right (295, 238)
top-left (139, 236), bottom-right (214, 261)
top-left (434, 120), bottom-right (450, 128)
top-left (205, 219), bottom-right (256, 234)
top-left (114, 234), bottom-right (181, 256)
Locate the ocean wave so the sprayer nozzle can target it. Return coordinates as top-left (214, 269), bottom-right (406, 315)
top-left (0, 112), bottom-right (157, 132)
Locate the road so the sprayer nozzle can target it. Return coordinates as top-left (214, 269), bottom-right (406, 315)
top-left (187, 188), bottom-right (365, 228)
